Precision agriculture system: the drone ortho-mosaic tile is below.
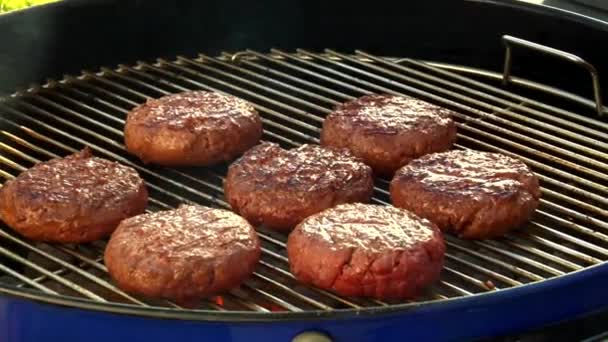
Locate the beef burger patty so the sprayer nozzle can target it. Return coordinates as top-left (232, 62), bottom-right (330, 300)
top-left (390, 149), bottom-right (541, 239)
top-left (287, 203), bottom-right (445, 300)
top-left (321, 94), bottom-right (457, 177)
top-left (104, 204), bottom-right (261, 304)
top-left (124, 90), bottom-right (262, 166)
top-left (224, 142), bottom-right (374, 231)
top-left (0, 148), bottom-right (148, 243)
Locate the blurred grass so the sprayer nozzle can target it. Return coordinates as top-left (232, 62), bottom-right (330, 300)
top-left (0, 0), bottom-right (59, 13)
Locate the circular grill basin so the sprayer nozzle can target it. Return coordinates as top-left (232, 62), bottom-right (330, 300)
top-left (0, 51), bottom-right (606, 340)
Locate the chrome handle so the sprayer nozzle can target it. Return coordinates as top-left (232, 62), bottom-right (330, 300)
top-left (501, 34), bottom-right (604, 117)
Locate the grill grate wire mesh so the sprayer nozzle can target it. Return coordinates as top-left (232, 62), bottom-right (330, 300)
top-left (0, 50), bottom-right (605, 313)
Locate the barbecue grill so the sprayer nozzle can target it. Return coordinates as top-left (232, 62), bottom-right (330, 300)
top-left (0, 0), bottom-right (607, 341)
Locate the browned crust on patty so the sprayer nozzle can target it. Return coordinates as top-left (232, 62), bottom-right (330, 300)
top-left (104, 204), bottom-right (261, 304)
top-left (224, 142), bottom-right (374, 231)
top-left (321, 94), bottom-right (457, 177)
top-left (390, 149), bottom-right (541, 239)
top-left (0, 148), bottom-right (148, 243)
top-left (287, 203), bottom-right (445, 300)
top-left (124, 91), bottom-right (262, 166)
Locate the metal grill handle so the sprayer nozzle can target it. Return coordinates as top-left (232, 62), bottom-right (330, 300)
top-left (501, 35), bottom-right (605, 117)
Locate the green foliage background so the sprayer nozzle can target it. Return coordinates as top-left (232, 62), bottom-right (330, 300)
top-left (0, 0), bottom-right (59, 13)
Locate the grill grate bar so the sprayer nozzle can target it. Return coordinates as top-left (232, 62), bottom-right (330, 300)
top-left (23, 94), bottom-right (124, 137)
top-left (228, 292), bottom-right (271, 312)
top-left (73, 67), bottom-right (604, 276)
top-left (22, 267), bottom-right (79, 290)
top-left (76, 244), bottom-right (240, 311)
top-left (308, 49), bottom-right (608, 156)
top-left (516, 231), bottom-right (602, 265)
top-left (235, 281), bottom-right (299, 312)
top-left (381, 52), bottom-right (608, 132)
top-left (0, 101), bottom-right (231, 208)
top-left (501, 237), bottom-right (582, 271)
top-left (0, 261), bottom-right (58, 294)
top-left (245, 50), bottom-right (372, 96)
top-left (126, 58), bottom-right (608, 220)
top-left (444, 254), bottom-right (522, 287)
top-left (0, 117), bottom-right (361, 311)
top-left (256, 259), bottom-right (368, 308)
top-left (193, 54), bottom-right (331, 116)
top-left (535, 203), bottom-right (608, 241)
top-left (138, 61), bottom-right (321, 141)
top-left (53, 78), bottom-right (136, 114)
top-left (454, 141), bottom-right (608, 224)
top-left (540, 188), bottom-right (607, 219)
top-left (530, 221), bottom-right (608, 257)
top-left (64, 75), bottom-right (140, 107)
top-left (222, 51), bottom-right (608, 208)
top-left (0, 51), bottom-right (606, 314)
top-left (471, 240), bottom-right (565, 276)
top-left (0, 142), bottom-right (39, 164)
top-left (250, 272), bottom-right (330, 310)
top-left (0, 152), bottom-right (282, 312)
top-left (240, 282), bottom-right (301, 312)
top-left (455, 134), bottom-right (608, 205)
top-left (275, 50), bottom-right (608, 196)
top-left (0, 229), bottom-right (149, 306)
top-left (124, 61), bottom-right (315, 140)
top-left (254, 226), bottom-right (513, 289)
top-left (106, 64), bottom-right (397, 206)
top-left (0, 157), bottom-right (149, 304)
top-left (109, 64), bottom-right (306, 147)
top-left (34, 60), bottom-right (608, 288)
top-left (43, 82), bottom-right (125, 125)
top-left (215, 54), bottom-right (348, 104)
top-left (227, 55), bottom-right (354, 102)
top-left (0, 131), bottom-right (472, 306)
top-left (0, 168), bottom-right (15, 180)
top-left (337, 50), bottom-right (608, 148)
top-left (0, 154), bottom-right (27, 172)
top-left (0, 237), bottom-right (105, 301)
top-left (438, 281), bottom-right (474, 296)
top-left (1, 129), bottom-right (60, 159)
top-left (36, 83), bottom-right (248, 206)
top-left (444, 239), bottom-right (544, 282)
top-left (85, 70), bottom-right (155, 100)
top-left (442, 267), bottom-right (495, 291)
top-left (455, 125), bottom-right (607, 197)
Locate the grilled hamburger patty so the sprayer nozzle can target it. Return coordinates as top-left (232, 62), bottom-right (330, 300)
top-left (287, 203), bottom-right (445, 300)
top-left (224, 142), bottom-right (374, 231)
top-left (320, 94), bottom-right (457, 176)
top-left (390, 149), bottom-right (541, 239)
top-left (0, 148), bottom-right (148, 243)
top-left (104, 204), bottom-right (261, 304)
top-left (124, 90), bottom-right (262, 166)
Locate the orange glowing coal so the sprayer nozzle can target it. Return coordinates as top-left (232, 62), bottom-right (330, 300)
top-left (270, 304), bottom-right (284, 312)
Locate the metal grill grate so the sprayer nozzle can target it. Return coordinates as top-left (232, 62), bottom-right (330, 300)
top-left (0, 49), bottom-right (606, 314)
